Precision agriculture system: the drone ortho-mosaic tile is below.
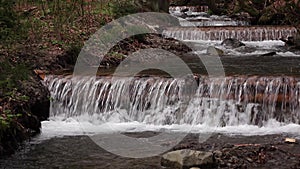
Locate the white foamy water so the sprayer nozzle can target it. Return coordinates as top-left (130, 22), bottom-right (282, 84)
top-left (187, 40), bottom-right (300, 57)
top-left (38, 118), bottom-right (300, 141)
top-left (277, 51), bottom-right (300, 57)
top-left (37, 75), bottom-right (300, 141)
top-left (187, 40), bottom-right (285, 47)
top-left (243, 40), bottom-right (285, 47)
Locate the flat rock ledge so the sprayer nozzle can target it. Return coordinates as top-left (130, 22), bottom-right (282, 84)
top-left (161, 149), bottom-right (214, 169)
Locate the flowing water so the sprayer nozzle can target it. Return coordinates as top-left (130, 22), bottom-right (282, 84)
top-left (163, 26), bottom-right (297, 41)
top-left (45, 75), bottom-right (300, 126)
top-left (169, 6), bottom-right (249, 27)
top-left (169, 6), bottom-right (209, 14)
top-left (1, 6), bottom-right (300, 169)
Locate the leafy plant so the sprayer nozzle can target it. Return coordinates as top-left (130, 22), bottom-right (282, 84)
top-left (0, 109), bottom-right (22, 138)
top-left (0, 59), bottom-right (29, 98)
top-left (0, 0), bottom-right (18, 45)
top-left (110, 52), bottom-right (125, 59)
top-left (108, 0), bottom-right (139, 18)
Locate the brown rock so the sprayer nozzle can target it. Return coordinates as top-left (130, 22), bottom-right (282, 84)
top-left (161, 149), bottom-right (214, 169)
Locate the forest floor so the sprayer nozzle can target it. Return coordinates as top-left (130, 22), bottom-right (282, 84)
top-left (0, 0), bottom-right (133, 156)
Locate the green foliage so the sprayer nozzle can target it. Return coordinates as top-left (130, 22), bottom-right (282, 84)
top-left (110, 52), bottom-right (125, 59)
top-left (0, 59), bottom-right (29, 98)
top-left (0, 0), bottom-right (16, 43)
top-left (0, 0), bottom-right (26, 46)
top-left (109, 0), bottom-right (139, 18)
top-left (0, 109), bottom-right (22, 139)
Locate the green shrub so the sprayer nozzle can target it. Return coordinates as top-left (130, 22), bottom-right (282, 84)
top-left (0, 109), bottom-right (22, 140)
top-left (109, 0), bottom-right (139, 18)
top-left (0, 59), bottom-right (29, 98)
top-left (0, 0), bottom-right (23, 46)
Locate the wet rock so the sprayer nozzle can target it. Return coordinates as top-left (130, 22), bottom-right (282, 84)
top-left (206, 46), bottom-right (224, 56)
top-left (260, 51), bottom-right (277, 56)
top-left (221, 38), bottom-right (245, 49)
top-left (30, 99), bottom-right (50, 121)
top-left (181, 8), bottom-right (189, 13)
top-left (18, 113), bottom-right (41, 135)
top-left (161, 149), bottom-right (214, 169)
top-left (235, 46), bottom-right (256, 53)
top-left (281, 35), bottom-right (300, 50)
top-left (280, 36), bottom-right (295, 46)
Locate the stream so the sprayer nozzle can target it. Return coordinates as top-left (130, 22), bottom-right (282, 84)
top-left (1, 6), bottom-right (300, 169)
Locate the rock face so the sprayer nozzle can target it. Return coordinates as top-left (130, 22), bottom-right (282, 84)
top-left (161, 149), bottom-right (214, 169)
top-left (221, 38), bottom-right (245, 49)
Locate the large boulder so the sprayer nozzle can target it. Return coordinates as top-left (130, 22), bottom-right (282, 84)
top-left (221, 38), bottom-right (245, 49)
top-left (161, 149), bottom-right (214, 169)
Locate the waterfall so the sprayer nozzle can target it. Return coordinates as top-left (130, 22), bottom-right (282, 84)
top-left (169, 6), bottom-right (209, 14)
top-left (45, 75), bottom-right (300, 127)
top-left (178, 19), bottom-right (249, 27)
top-left (163, 26), bottom-right (298, 41)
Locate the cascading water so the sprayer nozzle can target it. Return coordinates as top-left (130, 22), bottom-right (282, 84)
top-left (45, 75), bottom-right (300, 128)
top-left (169, 6), bottom-right (209, 14)
top-left (46, 75), bottom-right (194, 125)
top-left (40, 6), bottom-right (300, 138)
top-left (163, 26), bottom-right (298, 41)
top-left (170, 6), bottom-right (249, 27)
top-left (178, 19), bottom-right (249, 27)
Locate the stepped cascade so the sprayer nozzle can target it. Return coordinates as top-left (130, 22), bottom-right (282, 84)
top-left (163, 26), bottom-right (298, 41)
top-left (169, 6), bottom-right (209, 14)
top-left (43, 6), bottom-right (300, 131)
top-left (46, 75), bottom-right (300, 127)
top-left (170, 6), bottom-right (249, 27)
top-left (167, 5), bottom-right (298, 41)
top-left (178, 19), bottom-right (249, 27)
